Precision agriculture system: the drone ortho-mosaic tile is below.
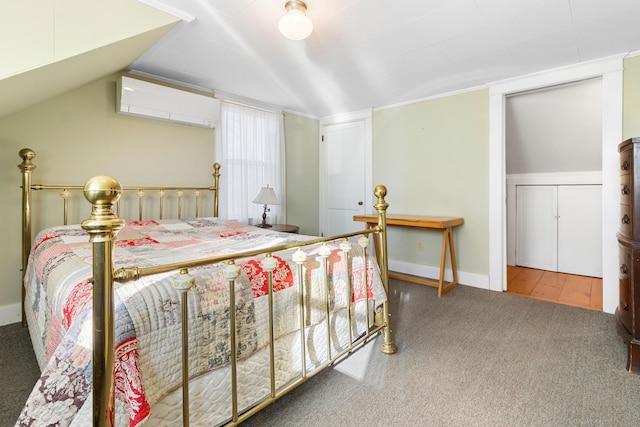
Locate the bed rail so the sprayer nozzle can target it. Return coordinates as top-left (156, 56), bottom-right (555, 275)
top-left (81, 175), bottom-right (395, 426)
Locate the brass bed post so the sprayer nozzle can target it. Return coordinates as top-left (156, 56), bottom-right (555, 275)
top-left (374, 185), bottom-right (397, 355)
top-left (18, 148), bottom-right (36, 327)
top-left (212, 163), bottom-right (221, 217)
top-left (81, 176), bottom-right (125, 427)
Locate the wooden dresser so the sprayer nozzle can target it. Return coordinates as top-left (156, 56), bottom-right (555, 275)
top-left (617, 137), bottom-right (640, 373)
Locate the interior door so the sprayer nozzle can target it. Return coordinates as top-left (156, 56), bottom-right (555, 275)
top-left (516, 185), bottom-right (558, 271)
top-left (516, 184), bottom-right (603, 277)
top-left (557, 185), bottom-right (602, 277)
top-left (320, 120), bottom-right (367, 236)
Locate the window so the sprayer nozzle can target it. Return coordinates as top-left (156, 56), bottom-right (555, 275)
top-left (217, 101), bottom-right (285, 225)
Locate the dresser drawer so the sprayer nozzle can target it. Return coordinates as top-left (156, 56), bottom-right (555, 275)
top-left (620, 203), bottom-right (633, 238)
top-left (620, 279), bottom-right (632, 333)
top-left (620, 148), bottom-right (632, 175)
top-left (621, 174), bottom-right (632, 205)
top-left (619, 243), bottom-right (632, 332)
top-left (619, 243), bottom-right (631, 282)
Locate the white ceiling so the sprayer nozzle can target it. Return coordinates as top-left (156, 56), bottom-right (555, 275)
top-left (132, 0), bottom-right (640, 117)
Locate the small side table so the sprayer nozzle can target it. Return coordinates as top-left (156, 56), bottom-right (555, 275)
top-left (270, 224), bottom-right (299, 234)
top-left (353, 214), bottom-right (463, 297)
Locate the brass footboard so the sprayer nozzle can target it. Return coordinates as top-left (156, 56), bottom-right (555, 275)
top-left (84, 176), bottom-right (395, 426)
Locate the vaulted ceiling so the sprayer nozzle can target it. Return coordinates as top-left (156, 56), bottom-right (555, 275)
top-left (3, 0), bottom-right (640, 120)
top-left (131, 0), bottom-right (640, 117)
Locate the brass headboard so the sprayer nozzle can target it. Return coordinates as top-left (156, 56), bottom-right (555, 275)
top-left (17, 147), bottom-right (221, 326)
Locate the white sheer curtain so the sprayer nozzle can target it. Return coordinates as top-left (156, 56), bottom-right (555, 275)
top-left (217, 101), bottom-right (285, 225)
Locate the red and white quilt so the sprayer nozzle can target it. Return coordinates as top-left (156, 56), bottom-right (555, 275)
top-left (17, 218), bottom-right (384, 427)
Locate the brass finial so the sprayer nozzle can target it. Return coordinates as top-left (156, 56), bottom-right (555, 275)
top-left (374, 185), bottom-right (388, 212)
top-left (18, 148), bottom-right (36, 172)
top-left (83, 176), bottom-right (122, 206)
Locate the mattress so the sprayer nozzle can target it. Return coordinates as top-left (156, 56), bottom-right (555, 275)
top-left (18, 218), bottom-right (385, 427)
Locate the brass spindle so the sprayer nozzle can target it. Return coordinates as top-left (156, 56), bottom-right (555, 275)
top-left (223, 261), bottom-right (241, 423)
top-left (358, 236), bottom-right (371, 337)
top-left (137, 189), bottom-right (145, 221)
top-left (317, 243), bottom-right (332, 363)
top-left (194, 190), bottom-right (201, 218)
top-left (261, 255), bottom-right (278, 398)
top-left (340, 240), bottom-right (354, 348)
top-left (292, 248), bottom-right (308, 377)
top-left (158, 189), bottom-right (165, 220)
top-left (173, 269), bottom-right (196, 427)
top-left (61, 189), bottom-right (70, 225)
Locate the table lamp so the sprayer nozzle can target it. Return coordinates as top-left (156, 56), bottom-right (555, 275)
top-left (252, 185), bottom-right (280, 228)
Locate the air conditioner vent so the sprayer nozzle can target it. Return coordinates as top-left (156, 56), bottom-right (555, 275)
top-left (116, 76), bottom-right (220, 128)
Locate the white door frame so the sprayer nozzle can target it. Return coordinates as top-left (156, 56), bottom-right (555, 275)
top-left (319, 109), bottom-right (373, 235)
top-left (489, 55), bottom-right (624, 314)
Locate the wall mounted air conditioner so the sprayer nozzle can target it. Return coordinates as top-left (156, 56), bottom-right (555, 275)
top-left (116, 75), bottom-right (220, 128)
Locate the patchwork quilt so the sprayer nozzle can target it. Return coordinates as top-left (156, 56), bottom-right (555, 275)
top-left (17, 218), bottom-right (384, 427)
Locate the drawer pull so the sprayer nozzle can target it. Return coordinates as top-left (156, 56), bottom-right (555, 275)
top-left (622, 214), bottom-right (631, 225)
top-left (622, 300), bottom-right (629, 311)
top-left (621, 264), bottom-right (629, 275)
top-left (622, 160), bottom-right (630, 171)
top-left (622, 185), bottom-right (630, 195)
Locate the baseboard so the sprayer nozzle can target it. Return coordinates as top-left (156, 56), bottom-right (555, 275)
top-left (0, 303), bottom-right (21, 326)
top-left (388, 260), bottom-right (490, 290)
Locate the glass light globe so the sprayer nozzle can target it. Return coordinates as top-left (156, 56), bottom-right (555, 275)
top-left (279, 9), bottom-right (313, 40)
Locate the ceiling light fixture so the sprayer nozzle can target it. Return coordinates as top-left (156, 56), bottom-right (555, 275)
top-left (278, 0), bottom-right (313, 41)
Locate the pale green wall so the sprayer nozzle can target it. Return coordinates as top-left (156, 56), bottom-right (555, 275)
top-left (373, 90), bottom-right (490, 276)
top-left (0, 74), bottom-right (216, 319)
top-left (3, 55), bottom-right (640, 319)
top-left (284, 113), bottom-right (319, 235)
top-left (0, 74), bottom-right (318, 319)
top-left (624, 55), bottom-right (640, 138)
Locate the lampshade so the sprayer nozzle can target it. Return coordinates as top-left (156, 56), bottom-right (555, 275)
top-left (278, 1), bottom-right (313, 41)
top-left (252, 185), bottom-right (280, 206)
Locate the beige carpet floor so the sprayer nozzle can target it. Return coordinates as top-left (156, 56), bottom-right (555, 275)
top-left (3, 279), bottom-right (640, 426)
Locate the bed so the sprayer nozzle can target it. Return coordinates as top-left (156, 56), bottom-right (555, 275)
top-left (16, 148), bottom-right (396, 426)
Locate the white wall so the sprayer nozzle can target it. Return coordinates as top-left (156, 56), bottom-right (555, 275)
top-left (506, 79), bottom-right (603, 174)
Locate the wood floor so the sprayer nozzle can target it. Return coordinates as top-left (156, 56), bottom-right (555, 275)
top-left (506, 265), bottom-right (603, 311)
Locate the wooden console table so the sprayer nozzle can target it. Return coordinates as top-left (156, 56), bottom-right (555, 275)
top-left (353, 214), bottom-right (464, 297)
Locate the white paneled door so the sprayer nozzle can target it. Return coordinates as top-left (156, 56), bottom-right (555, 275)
top-left (516, 186), bottom-right (558, 271)
top-left (557, 185), bottom-right (602, 277)
top-left (516, 185), bottom-right (602, 277)
top-left (320, 120), bottom-right (367, 237)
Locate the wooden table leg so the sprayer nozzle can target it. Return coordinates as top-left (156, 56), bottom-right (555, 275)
top-left (438, 227), bottom-right (458, 297)
top-left (448, 227), bottom-right (459, 286)
top-left (437, 228), bottom-right (447, 296)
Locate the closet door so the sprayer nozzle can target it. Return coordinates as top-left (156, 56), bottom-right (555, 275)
top-left (557, 185), bottom-right (602, 277)
top-left (516, 186), bottom-right (558, 271)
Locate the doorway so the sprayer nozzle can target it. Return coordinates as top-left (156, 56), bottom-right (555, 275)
top-left (489, 56), bottom-right (624, 314)
top-left (505, 79), bottom-right (603, 309)
top-left (319, 111), bottom-right (373, 237)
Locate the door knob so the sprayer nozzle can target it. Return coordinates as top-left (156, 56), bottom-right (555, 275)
top-left (358, 201), bottom-right (363, 205)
